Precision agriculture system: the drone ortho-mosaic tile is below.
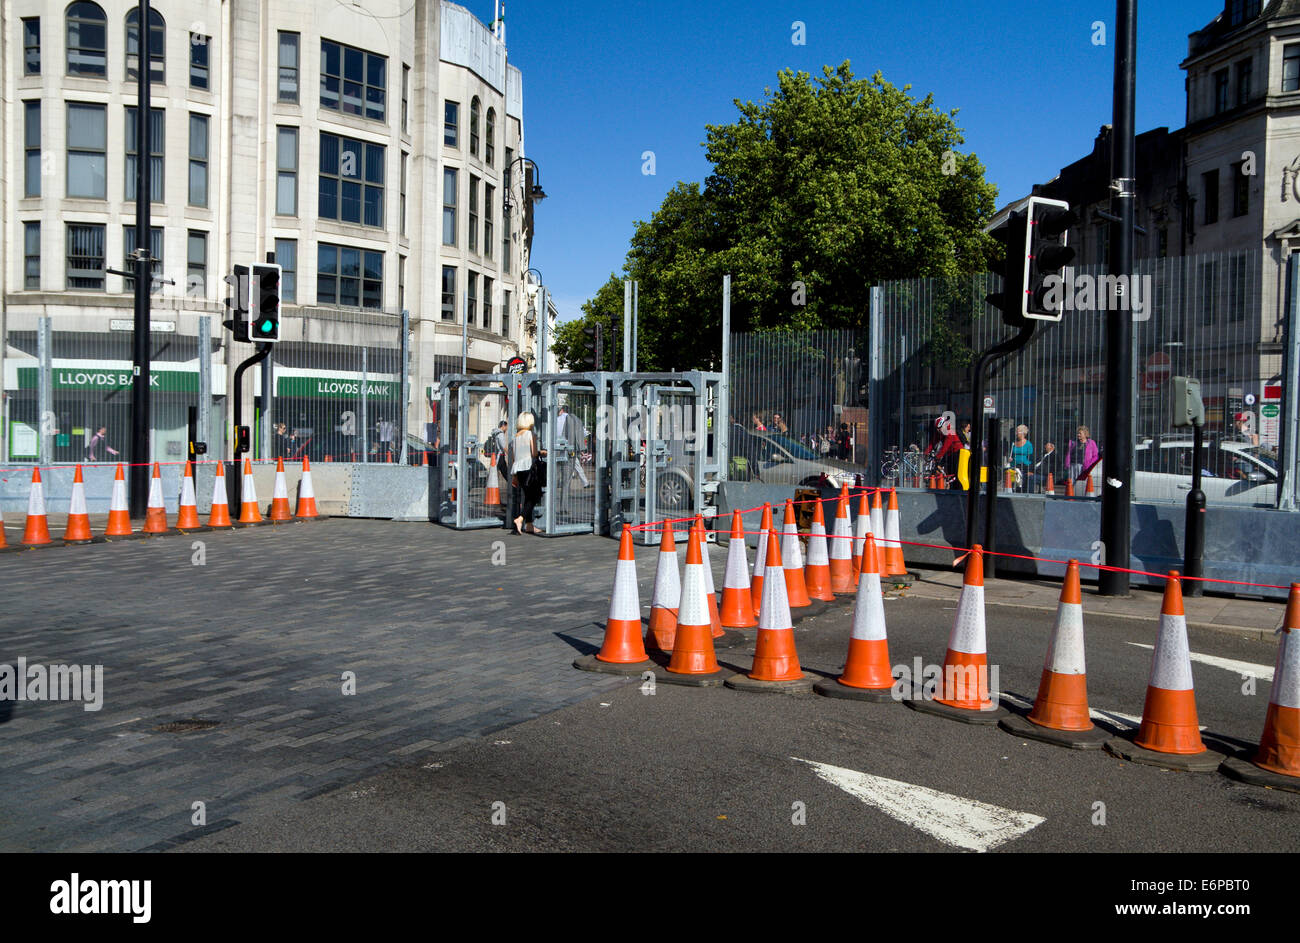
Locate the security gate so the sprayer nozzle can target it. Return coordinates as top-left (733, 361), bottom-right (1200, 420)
top-left (439, 381), bottom-right (512, 529)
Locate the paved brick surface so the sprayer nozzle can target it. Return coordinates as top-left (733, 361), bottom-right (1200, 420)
top-left (0, 519), bottom-right (659, 852)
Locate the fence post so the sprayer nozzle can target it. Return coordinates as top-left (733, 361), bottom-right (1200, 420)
top-left (1278, 251), bottom-right (1300, 511)
top-left (198, 315), bottom-right (212, 459)
top-left (360, 346), bottom-right (369, 464)
top-left (37, 316), bottom-right (52, 467)
top-left (868, 286), bottom-right (883, 482)
top-left (400, 308), bottom-right (410, 464)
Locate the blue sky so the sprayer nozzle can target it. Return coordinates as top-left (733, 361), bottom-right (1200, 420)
top-left (482, 0), bottom-right (1223, 323)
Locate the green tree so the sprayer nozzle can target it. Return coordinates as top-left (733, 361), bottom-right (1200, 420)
top-left (553, 275), bottom-right (627, 370)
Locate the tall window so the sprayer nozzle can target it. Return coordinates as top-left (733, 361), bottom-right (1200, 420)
top-left (482, 276), bottom-right (493, 329)
top-left (190, 32), bottom-right (209, 89)
top-left (467, 271), bottom-right (478, 326)
top-left (485, 108), bottom-right (496, 166)
top-left (125, 106), bottom-right (165, 202)
top-left (125, 7), bottom-right (165, 83)
top-left (1095, 223), bottom-right (1110, 268)
top-left (276, 127), bottom-right (298, 216)
top-left (122, 226), bottom-right (163, 292)
top-left (23, 18), bottom-right (40, 74)
top-left (66, 3), bottom-right (107, 77)
top-left (189, 114), bottom-right (209, 206)
top-left (502, 219), bottom-right (511, 274)
top-left (66, 102), bottom-right (107, 199)
top-left (1158, 227), bottom-right (1169, 258)
top-left (470, 97), bottom-right (481, 157)
top-left (484, 185), bottom-right (494, 259)
top-left (321, 40), bottom-right (386, 120)
top-left (443, 168), bottom-right (458, 245)
top-left (1232, 161), bottom-right (1249, 217)
top-left (469, 175), bottom-right (479, 252)
top-left (25, 223), bottom-right (41, 289)
top-left (66, 223), bottom-right (105, 290)
top-left (402, 65), bottom-right (410, 134)
top-left (1236, 58), bottom-right (1252, 106)
top-left (275, 239), bottom-right (297, 302)
top-left (278, 32), bottom-right (299, 102)
top-left (399, 256), bottom-right (406, 312)
top-left (319, 133), bottom-right (385, 227)
top-left (442, 266), bottom-right (456, 320)
top-left (502, 290), bottom-right (511, 336)
top-left (187, 231), bottom-right (207, 296)
top-left (318, 243), bottom-right (382, 308)
top-left (1203, 169), bottom-right (1220, 224)
top-left (1214, 69), bottom-right (1229, 114)
top-left (505, 146), bottom-right (514, 188)
top-left (444, 101), bottom-right (459, 147)
top-left (400, 153), bottom-right (408, 237)
top-left (24, 102), bottom-right (41, 198)
top-left (1285, 45), bottom-right (1300, 92)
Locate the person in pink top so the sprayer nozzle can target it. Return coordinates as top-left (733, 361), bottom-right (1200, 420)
top-left (1065, 425), bottom-right (1099, 481)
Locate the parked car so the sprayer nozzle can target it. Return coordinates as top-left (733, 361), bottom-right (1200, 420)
top-left (1088, 436), bottom-right (1278, 506)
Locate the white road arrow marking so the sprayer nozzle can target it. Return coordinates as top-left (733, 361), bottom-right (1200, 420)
top-left (1127, 642), bottom-right (1273, 682)
top-left (792, 757), bottom-right (1045, 852)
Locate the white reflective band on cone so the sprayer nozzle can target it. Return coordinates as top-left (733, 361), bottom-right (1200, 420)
top-left (782, 523), bottom-right (804, 568)
top-left (1271, 631), bottom-right (1300, 709)
top-left (1044, 603), bottom-right (1086, 675)
top-left (724, 539), bottom-right (750, 588)
top-left (651, 549), bottom-right (681, 609)
top-left (806, 523), bottom-right (829, 566)
top-left (609, 559), bottom-right (640, 621)
top-left (759, 559), bottom-right (793, 630)
top-left (300, 471), bottom-right (315, 499)
top-left (831, 515), bottom-right (852, 560)
top-left (28, 481), bottom-right (45, 515)
top-left (273, 474), bottom-right (289, 500)
top-left (850, 573), bottom-right (887, 641)
top-left (753, 531), bottom-right (769, 581)
top-left (1148, 613), bottom-right (1194, 690)
top-left (678, 562), bottom-right (710, 626)
top-left (181, 476), bottom-right (197, 506)
top-left (947, 585), bottom-right (986, 654)
top-left (69, 482), bottom-right (87, 516)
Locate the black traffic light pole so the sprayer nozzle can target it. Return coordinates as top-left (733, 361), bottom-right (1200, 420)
top-left (128, 0), bottom-right (153, 516)
top-left (229, 344), bottom-right (272, 506)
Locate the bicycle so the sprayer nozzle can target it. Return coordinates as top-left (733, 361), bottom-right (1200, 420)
top-left (881, 446), bottom-right (926, 482)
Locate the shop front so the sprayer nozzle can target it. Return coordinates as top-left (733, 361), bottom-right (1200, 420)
top-left (271, 371), bottom-right (401, 462)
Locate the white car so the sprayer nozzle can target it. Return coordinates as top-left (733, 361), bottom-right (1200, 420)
top-left (1092, 437), bottom-right (1278, 506)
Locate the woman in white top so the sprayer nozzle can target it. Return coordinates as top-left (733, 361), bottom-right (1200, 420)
top-left (507, 412), bottom-right (547, 534)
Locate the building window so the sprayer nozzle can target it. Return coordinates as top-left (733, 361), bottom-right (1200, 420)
top-left (125, 7), bottom-right (165, 83)
top-left (467, 271), bottom-right (478, 326)
top-left (278, 32), bottom-right (299, 103)
top-left (24, 102), bottom-right (41, 198)
top-left (442, 266), bottom-right (456, 320)
top-left (1231, 0), bottom-right (1261, 26)
top-left (25, 223), bottom-right (41, 289)
top-left (66, 102), bottom-right (107, 199)
top-left (23, 17), bottom-right (40, 75)
top-left (319, 133), bottom-right (385, 227)
top-left (444, 100), bottom-right (459, 147)
top-left (189, 114), bottom-right (209, 206)
top-left (502, 289), bottom-right (511, 336)
top-left (125, 106), bottom-right (165, 203)
top-left (482, 276), bottom-right (493, 329)
top-left (66, 2), bottom-right (106, 77)
top-left (321, 40), bottom-right (386, 121)
top-left (505, 146), bottom-right (514, 189)
top-left (1157, 227), bottom-right (1168, 258)
top-left (1236, 58), bottom-right (1252, 106)
top-left (275, 239), bottom-right (297, 302)
top-left (502, 216), bottom-right (511, 274)
top-left (122, 225), bottom-right (163, 292)
top-left (318, 244), bottom-right (382, 308)
top-left (470, 97), bottom-right (480, 157)
top-left (1232, 161), bottom-right (1249, 217)
top-left (443, 168), bottom-right (457, 245)
top-left (485, 108), bottom-right (495, 166)
top-left (469, 176), bottom-right (479, 252)
top-left (187, 230), bottom-right (207, 296)
top-left (190, 33), bottom-right (209, 89)
top-left (1198, 260), bottom-right (1219, 325)
top-left (66, 223), bottom-right (105, 290)
top-left (399, 255), bottom-right (406, 311)
top-left (484, 185), bottom-right (494, 259)
top-left (402, 65), bottom-right (410, 134)
top-left (1228, 255), bottom-right (1248, 322)
top-left (1285, 44), bottom-right (1300, 92)
top-left (400, 152), bottom-right (408, 237)
top-left (1203, 169), bottom-right (1220, 224)
top-left (1213, 69), bottom-right (1229, 114)
top-left (276, 127), bottom-right (298, 216)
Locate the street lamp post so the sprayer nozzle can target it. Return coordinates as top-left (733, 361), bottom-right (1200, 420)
top-left (527, 268), bottom-right (546, 372)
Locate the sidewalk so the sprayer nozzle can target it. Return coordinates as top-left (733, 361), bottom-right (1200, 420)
top-left (901, 565), bottom-right (1287, 641)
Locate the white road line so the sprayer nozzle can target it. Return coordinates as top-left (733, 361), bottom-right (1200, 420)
top-left (792, 757), bottom-right (1045, 853)
top-left (1127, 642), bottom-right (1273, 682)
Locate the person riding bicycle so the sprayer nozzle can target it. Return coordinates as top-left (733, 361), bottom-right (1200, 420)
top-left (925, 415), bottom-right (961, 480)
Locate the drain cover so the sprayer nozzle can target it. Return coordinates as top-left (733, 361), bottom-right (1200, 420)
top-left (153, 719), bottom-right (220, 733)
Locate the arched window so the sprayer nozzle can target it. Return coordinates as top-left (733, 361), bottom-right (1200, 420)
top-left (470, 97), bottom-right (481, 158)
top-left (485, 108), bottom-right (496, 166)
top-left (66, 2), bottom-right (107, 76)
top-left (125, 7), bottom-right (165, 83)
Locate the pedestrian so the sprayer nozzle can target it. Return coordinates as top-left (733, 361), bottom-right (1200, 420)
top-left (1011, 424), bottom-right (1034, 492)
top-left (508, 412), bottom-right (547, 535)
top-left (751, 413), bottom-right (767, 432)
top-left (1065, 425), bottom-right (1100, 483)
top-left (1035, 442), bottom-right (1059, 492)
top-left (821, 426), bottom-right (833, 456)
top-left (960, 421), bottom-right (973, 450)
top-left (836, 423), bottom-right (852, 461)
top-left (1234, 413), bottom-right (1260, 447)
top-left (85, 426), bottom-right (119, 463)
top-left (772, 413), bottom-right (789, 435)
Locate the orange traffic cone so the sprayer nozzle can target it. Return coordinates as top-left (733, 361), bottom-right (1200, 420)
top-left (21, 468), bottom-right (53, 545)
top-left (104, 464), bottom-right (132, 537)
top-left (143, 462), bottom-right (168, 534)
top-left (851, 490), bottom-right (872, 577)
top-left (575, 525), bottom-right (654, 675)
top-left (421, 450), bottom-right (429, 467)
top-left (1085, 473), bottom-right (1095, 495)
top-left (720, 510), bottom-right (757, 629)
top-left (485, 461), bottom-right (502, 506)
top-left (870, 489), bottom-right (884, 546)
top-left (999, 561), bottom-right (1108, 747)
top-left (883, 489), bottom-right (907, 578)
top-left (177, 462), bottom-right (201, 529)
top-left (693, 516), bottom-right (724, 638)
top-left (815, 534), bottom-right (895, 701)
top-left (238, 459), bottom-right (263, 523)
top-left (906, 545), bottom-right (1007, 723)
top-left (269, 457), bottom-right (293, 521)
top-left (750, 503), bottom-right (774, 619)
top-left (725, 526), bottom-right (812, 693)
top-left (780, 499), bottom-right (813, 608)
top-left (296, 456), bottom-right (319, 518)
top-left (802, 497), bottom-right (835, 602)
top-left (0, 499), bottom-right (7, 548)
top-left (63, 466), bottom-right (93, 542)
top-left (1045, 471), bottom-right (1055, 495)
top-left (1105, 573), bottom-right (1224, 771)
top-left (829, 490), bottom-right (856, 594)
top-left (664, 527), bottom-right (726, 683)
top-left (208, 462), bottom-right (233, 528)
top-left (646, 522), bottom-right (680, 655)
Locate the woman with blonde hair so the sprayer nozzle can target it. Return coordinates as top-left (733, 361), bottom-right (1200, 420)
top-left (1011, 424), bottom-right (1033, 492)
top-left (508, 411), bottom-right (547, 535)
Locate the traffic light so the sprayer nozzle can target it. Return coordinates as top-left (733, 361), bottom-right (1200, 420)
top-left (986, 208), bottom-right (1029, 327)
top-left (1024, 196), bottom-right (1078, 321)
top-left (223, 265), bottom-right (250, 342)
top-left (249, 263), bottom-right (282, 342)
top-left (579, 323), bottom-right (602, 371)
